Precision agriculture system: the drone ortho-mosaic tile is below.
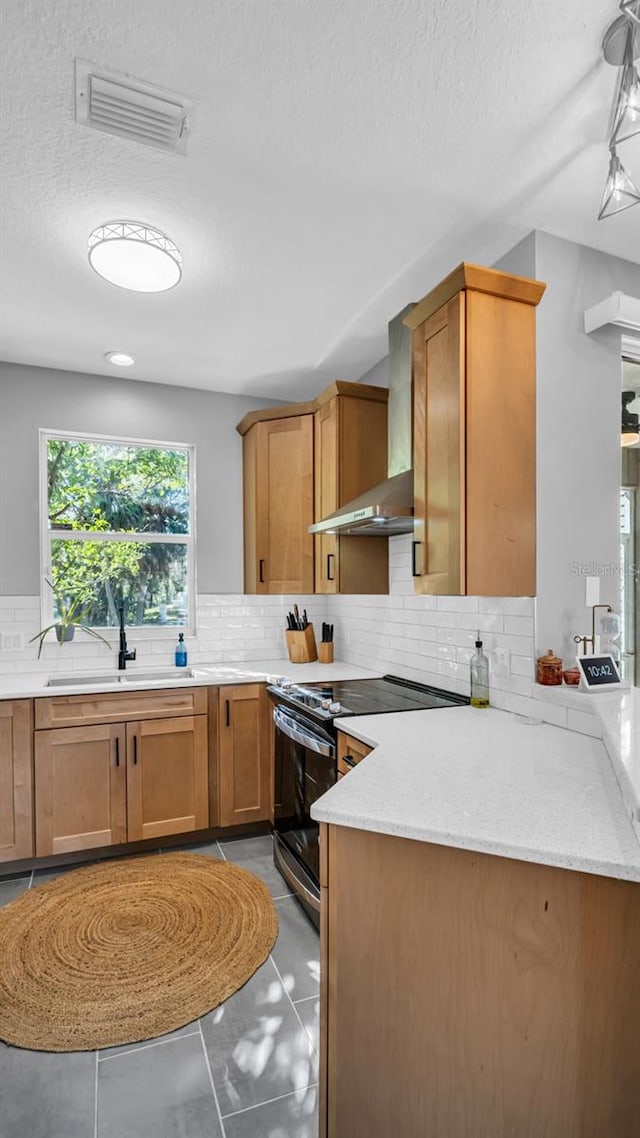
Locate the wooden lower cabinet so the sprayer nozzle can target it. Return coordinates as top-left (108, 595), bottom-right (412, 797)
top-left (0, 700), bottom-right (34, 861)
top-left (320, 824), bottom-right (640, 1138)
top-left (126, 715), bottom-right (209, 842)
top-left (218, 685), bottom-right (271, 827)
top-left (34, 714), bottom-right (208, 856)
top-left (34, 723), bottom-right (126, 856)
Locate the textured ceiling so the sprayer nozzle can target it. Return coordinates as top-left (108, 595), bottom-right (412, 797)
top-left (0, 0), bottom-right (638, 400)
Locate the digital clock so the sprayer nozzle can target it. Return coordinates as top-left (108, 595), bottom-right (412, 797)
top-left (575, 654), bottom-right (623, 689)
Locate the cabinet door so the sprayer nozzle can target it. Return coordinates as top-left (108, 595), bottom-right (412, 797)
top-left (315, 399), bottom-right (339, 594)
top-left (126, 715), bottom-right (209, 842)
top-left (255, 415), bottom-right (314, 593)
top-left (34, 724), bottom-right (126, 856)
top-left (465, 289), bottom-right (536, 596)
top-left (219, 685), bottom-right (271, 827)
top-left (413, 292), bottom-right (466, 595)
top-left (0, 700), bottom-right (34, 861)
top-left (314, 395), bottom-right (389, 595)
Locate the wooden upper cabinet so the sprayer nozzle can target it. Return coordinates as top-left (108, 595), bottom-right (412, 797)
top-left (406, 263), bottom-right (545, 597)
top-left (314, 386), bottom-right (389, 594)
top-left (218, 685), bottom-right (271, 828)
top-left (0, 700), bottom-right (34, 862)
top-left (242, 415), bottom-right (314, 594)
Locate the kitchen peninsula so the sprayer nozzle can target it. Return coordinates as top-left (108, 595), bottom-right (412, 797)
top-left (313, 704), bottom-right (640, 1138)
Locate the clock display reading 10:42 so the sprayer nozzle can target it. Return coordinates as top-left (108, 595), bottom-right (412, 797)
top-left (575, 655), bottom-right (622, 689)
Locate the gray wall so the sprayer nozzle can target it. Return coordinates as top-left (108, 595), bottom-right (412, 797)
top-left (0, 362), bottom-right (277, 595)
top-left (496, 233), bottom-right (640, 660)
top-left (533, 233), bottom-right (636, 660)
top-left (358, 356), bottom-right (389, 387)
top-left (493, 232), bottom-right (536, 278)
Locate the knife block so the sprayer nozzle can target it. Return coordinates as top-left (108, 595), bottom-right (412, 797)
top-left (318, 642), bottom-right (334, 664)
top-left (285, 625), bottom-right (317, 663)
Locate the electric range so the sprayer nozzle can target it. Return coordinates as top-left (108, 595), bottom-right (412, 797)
top-left (268, 675), bottom-right (468, 926)
top-left (267, 673), bottom-right (468, 723)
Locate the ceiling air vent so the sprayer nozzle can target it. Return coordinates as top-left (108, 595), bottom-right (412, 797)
top-left (74, 59), bottom-right (192, 156)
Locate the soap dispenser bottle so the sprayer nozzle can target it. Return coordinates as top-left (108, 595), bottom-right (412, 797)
top-left (175, 632), bottom-right (187, 668)
top-left (470, 633), bottom-right (490, 708)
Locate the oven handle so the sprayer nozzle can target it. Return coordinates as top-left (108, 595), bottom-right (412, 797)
top-left (273, 840), bottom-right (321, 914)
top-left (273, 707), bottom-right (335, 758)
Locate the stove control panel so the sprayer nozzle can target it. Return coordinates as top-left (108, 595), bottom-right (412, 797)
top-left (268, 681), bottom-right (347, 719)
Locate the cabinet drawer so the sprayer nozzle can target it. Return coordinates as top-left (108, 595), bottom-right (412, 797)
top-left (35, 686), bottom-right (208, 730)
top-left (337, 732), bottom-right (373, 777)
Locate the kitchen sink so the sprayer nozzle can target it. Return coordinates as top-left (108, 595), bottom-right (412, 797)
top-left (123, 668), bottom-right (195, 682)
top-left (46, 668), bottom-right (195, 687)
top-left (46, 673), bottom-right (123, 687)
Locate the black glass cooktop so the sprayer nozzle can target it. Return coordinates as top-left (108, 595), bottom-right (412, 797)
top-left (268, 674), bottom-right (468, 721)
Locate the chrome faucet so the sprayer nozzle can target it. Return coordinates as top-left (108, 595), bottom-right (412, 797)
top-left (118, 605), bottom-right (136, 670)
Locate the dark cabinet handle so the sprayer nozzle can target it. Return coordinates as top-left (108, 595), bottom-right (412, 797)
top-left (225, 699), bottom-right (231, 727)
top-left (341, 754), bottom-right (357, 768)
top-left (133, 734), bottom-right (138, 765)
top-left (114, 737), bottom-right (120, 767)
top-left (411, 540), bottom-right (422, 578)
top-left (327, 553), bottom-right (335, 582)
top-left (259, 559), bottom-right (265, 583)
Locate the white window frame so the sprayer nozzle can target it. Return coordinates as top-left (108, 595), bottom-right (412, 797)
top-left (39, 428), bottom-right (197, 637)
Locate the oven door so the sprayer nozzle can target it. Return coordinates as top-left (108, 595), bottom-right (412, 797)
top-left (272, 704), bottom-right (336, 905)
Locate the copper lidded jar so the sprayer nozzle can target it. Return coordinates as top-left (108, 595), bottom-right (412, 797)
top-left (536, 649), bottom-right (563, 686)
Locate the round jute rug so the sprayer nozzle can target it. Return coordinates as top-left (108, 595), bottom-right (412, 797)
top-left (0, 852), bottom-right (278, 1052)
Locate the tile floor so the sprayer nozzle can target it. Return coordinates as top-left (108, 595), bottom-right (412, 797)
top-left (0, 834), bottom-right (320, 1138)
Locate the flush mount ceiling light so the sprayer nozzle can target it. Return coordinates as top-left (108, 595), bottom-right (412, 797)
top-left (599, 2), bottom-right (640, 220)
top-left (621, 390), bottom-right (640, 446)
top-left (105, 351), bottom-right (135, 366)
top-left (88, 221), bottom-right (182, 292)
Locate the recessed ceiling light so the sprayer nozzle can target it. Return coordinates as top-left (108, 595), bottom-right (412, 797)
top-left (105, 351), bottom-right (135, 367)
top-left (88, 221), bottom-right (182, 292)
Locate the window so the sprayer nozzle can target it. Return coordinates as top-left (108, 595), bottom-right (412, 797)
top-left (40, 430), bottom-right (195, 632)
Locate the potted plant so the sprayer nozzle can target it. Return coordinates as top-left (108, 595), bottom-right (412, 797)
top-left (30, 580), bottom-right (111, 659)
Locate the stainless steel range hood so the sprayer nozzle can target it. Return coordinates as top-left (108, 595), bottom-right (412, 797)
top-left (309, 305), bottom-right (415, 537)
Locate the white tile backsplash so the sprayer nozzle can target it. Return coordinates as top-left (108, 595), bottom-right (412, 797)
top-left (326, 534), bottom-right (546, 717)
top-left (0, 594), bottom-right (325, 676)
top-left (0, 535), bottom-right (598, 739)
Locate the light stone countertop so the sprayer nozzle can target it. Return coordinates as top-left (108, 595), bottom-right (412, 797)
top-left (591, 686), bottom-right (640, 842)
top-left (0, 659), bottom-right (380, 699)
top-left (312, 704), bottom-right (640, 882)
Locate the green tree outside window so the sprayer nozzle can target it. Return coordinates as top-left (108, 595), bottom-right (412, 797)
top-left (44, 435), bottom-right (193, 628)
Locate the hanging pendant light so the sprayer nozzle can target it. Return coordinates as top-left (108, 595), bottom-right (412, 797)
top-left (599, 4), bottom-right (640, 220)
top-left (598, 147), bottom-right (640, 220)
top-left (611, 29), bottom-right (640, 144)
top-left (620, 1), bottom-right (640, 29)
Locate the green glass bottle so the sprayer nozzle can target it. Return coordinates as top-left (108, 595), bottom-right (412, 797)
top-left (470, 633), bottom-right (490, 708)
